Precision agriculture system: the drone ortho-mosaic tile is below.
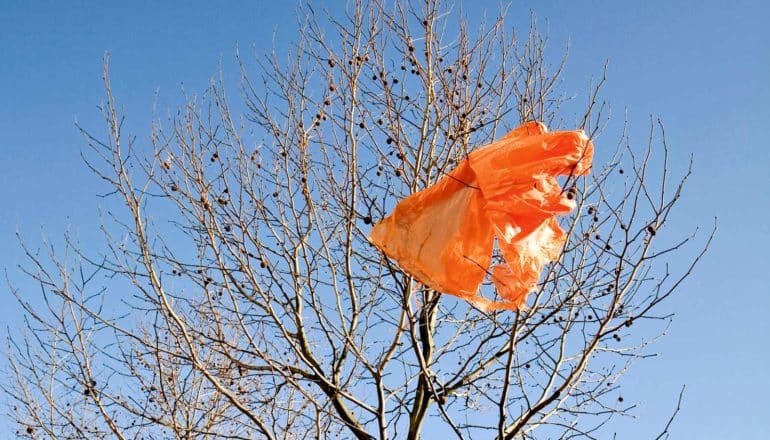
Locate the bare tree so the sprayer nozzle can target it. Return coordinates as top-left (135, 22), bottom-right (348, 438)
top-left (4, 1), bottom-right (713, 438)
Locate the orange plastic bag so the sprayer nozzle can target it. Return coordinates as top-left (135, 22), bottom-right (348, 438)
top-left (369, 121), bottom-right (593, 311)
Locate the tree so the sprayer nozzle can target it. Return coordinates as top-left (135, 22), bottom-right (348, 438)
top-left (4, 1), bottom-right (713, 438)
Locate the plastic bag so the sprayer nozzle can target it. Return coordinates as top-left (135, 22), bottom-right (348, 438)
top-left (368, 121), bottom-right (593, 311)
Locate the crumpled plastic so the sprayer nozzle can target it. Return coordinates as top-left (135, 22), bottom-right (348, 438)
top-left (368, 121), bottom-right (594, 311)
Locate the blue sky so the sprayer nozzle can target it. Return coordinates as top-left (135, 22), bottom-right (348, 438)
top-left (1, 0), bottom-right (768, 437)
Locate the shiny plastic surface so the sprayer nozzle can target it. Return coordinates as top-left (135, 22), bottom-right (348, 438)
top-left (369, 121), bottom-right (594, 311)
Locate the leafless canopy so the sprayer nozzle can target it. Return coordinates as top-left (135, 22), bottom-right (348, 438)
top-left (4, 1), bottom-right (713, 439)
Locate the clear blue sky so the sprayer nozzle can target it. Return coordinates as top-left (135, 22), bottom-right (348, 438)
top-left (1, 0), bottom-right (768, 437)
